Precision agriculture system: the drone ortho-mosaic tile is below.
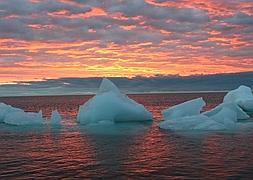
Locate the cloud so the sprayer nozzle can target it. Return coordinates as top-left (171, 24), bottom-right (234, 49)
top-left (0, 0), bottom-right (210, 42)
top-left (0, 0), bottom-right (253, 82)
top-left (0, 0), bottom-right (90, 16)
top-left (225, 12), bottom-right (253, 25)
top-left (108, 0), bottom-right (209, 23)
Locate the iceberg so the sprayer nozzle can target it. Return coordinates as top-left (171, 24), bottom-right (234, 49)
top-left (4, 110), bottom-right (44, 126)
top-left (77, 78), bottom-right (152, 125)
top-left (210, 107), bottom-right (237, 129)
top-left (203, 102), bottom-right (249, 120)
top-left (159, 97), bottom-right (239, 131)
top-left (49, 110), bottom-right (61, 125)
top-left (0, 103), bottom-right (24, 122)
top-left (223, 85), bottom-right (253, 113)
top-left (159, 114), bottom-right (225, 131)
top-left (0, 102), bottom-right (45, 126)
top-left (162, 98), bottom-right (206, 120)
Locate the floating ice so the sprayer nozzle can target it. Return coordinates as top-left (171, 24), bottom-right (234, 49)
top-left (159, 97), bottom-right (241, 131)
top-left (4, 110), bottom-right (44, 126)
top-left (162, 98), bottom-right (206, 120)
top-left (49, 110), bottom-right (61, 125)
top-left (210, 107), bottom-right (237, 129)
top-left (224, 85), bottom-right (253, 113)
top-left (0, 103), bottom-right (24, 122)
top-left (203, 102), bottom-right (249, 120)
top-left (159, 114), bottom-right (225, 131)
top-left (0, 102), bottom-right (44, 126)
top-left (77, 78), bottom-right (152, 125)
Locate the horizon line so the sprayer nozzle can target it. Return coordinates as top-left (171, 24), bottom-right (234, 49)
top-left (1, 71), bottom-right (253, 85)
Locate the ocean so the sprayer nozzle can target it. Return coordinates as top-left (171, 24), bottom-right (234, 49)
top-left (1, 92), bottom-right (253, 179)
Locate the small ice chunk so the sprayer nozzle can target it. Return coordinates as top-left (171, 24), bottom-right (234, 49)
top-left (203, 102), bottom-right (249, 120)
top-left (77, 78), bottom-right (152, 125)
top-left (0, 103), bottom-right (23, 122)
top-left (159, 114), bottom-right (225, 131)
top-left (49, 110), bottom-right (61, 125)
top-left (162, 98), bottom-right (206, 120)
top-left (224, 85), bottom-right (253, 112)
top-left (4, 111), bottom-right (44, 126)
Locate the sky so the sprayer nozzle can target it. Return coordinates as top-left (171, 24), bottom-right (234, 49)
top-left (0, 0), bottom-right (253, 84)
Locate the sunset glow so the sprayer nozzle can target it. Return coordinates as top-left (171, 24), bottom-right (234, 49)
top-left (1, 0), bottom-right (253, 83)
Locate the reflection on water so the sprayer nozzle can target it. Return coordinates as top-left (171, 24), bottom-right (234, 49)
top-left (1, 93), bottom-right (253, 179)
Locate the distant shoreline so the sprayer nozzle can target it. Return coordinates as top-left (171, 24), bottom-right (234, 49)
top-left (0, 91), bottom-right (229, 98)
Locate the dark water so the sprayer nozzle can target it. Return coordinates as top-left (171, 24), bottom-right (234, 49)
top-left (1, 93), bottom-right (253, 179)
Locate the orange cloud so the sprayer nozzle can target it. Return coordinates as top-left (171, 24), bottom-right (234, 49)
top-left (0, 0), bottom-right (253, 83)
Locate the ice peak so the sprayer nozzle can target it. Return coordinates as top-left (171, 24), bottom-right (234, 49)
top-left (238, 85), bottom-right (250, 89)
top-left (50, 110), bottom-right (61, 125)
top-left (98, 78), bottom-right (120, 94)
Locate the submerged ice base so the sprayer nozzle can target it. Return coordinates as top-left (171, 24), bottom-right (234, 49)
top-left (77, 78), bottom-right (152, 125)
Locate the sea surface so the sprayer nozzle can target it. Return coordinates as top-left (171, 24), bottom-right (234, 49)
top-left (1, 92), bottom-right (253, 179)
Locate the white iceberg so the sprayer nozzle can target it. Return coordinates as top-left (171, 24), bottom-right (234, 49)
top-left (77, 78), bottom-right (152, 125)
top-left (0, 103), bottom-right (24, 122)
top-left (203, 102), bottom-right (249, 120)
top-left (4, 110), bottom-right (44, 126)
top-left (224, 85), bottom-right (253, 113)
top-left (49, 110), bottom-right (62, 125)
top-left (159, 114), bottom-right (225, 131)
top-left (162, 98), bottom-right (206, 120)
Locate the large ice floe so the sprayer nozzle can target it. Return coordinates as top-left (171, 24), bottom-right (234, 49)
top-left (162, 97), bottom-right (206, 120)
top-left (77, 78), bottom-right (152, 125)
top-left (159, 98), bottom-right (228, 131)
top-left (159, 85), bottom-right (253, 131)
top-left (223, 85), bottom-right (253, 113)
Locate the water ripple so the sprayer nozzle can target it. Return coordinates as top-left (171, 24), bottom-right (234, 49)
top-left (1, 93), bottom-right (253, 179)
